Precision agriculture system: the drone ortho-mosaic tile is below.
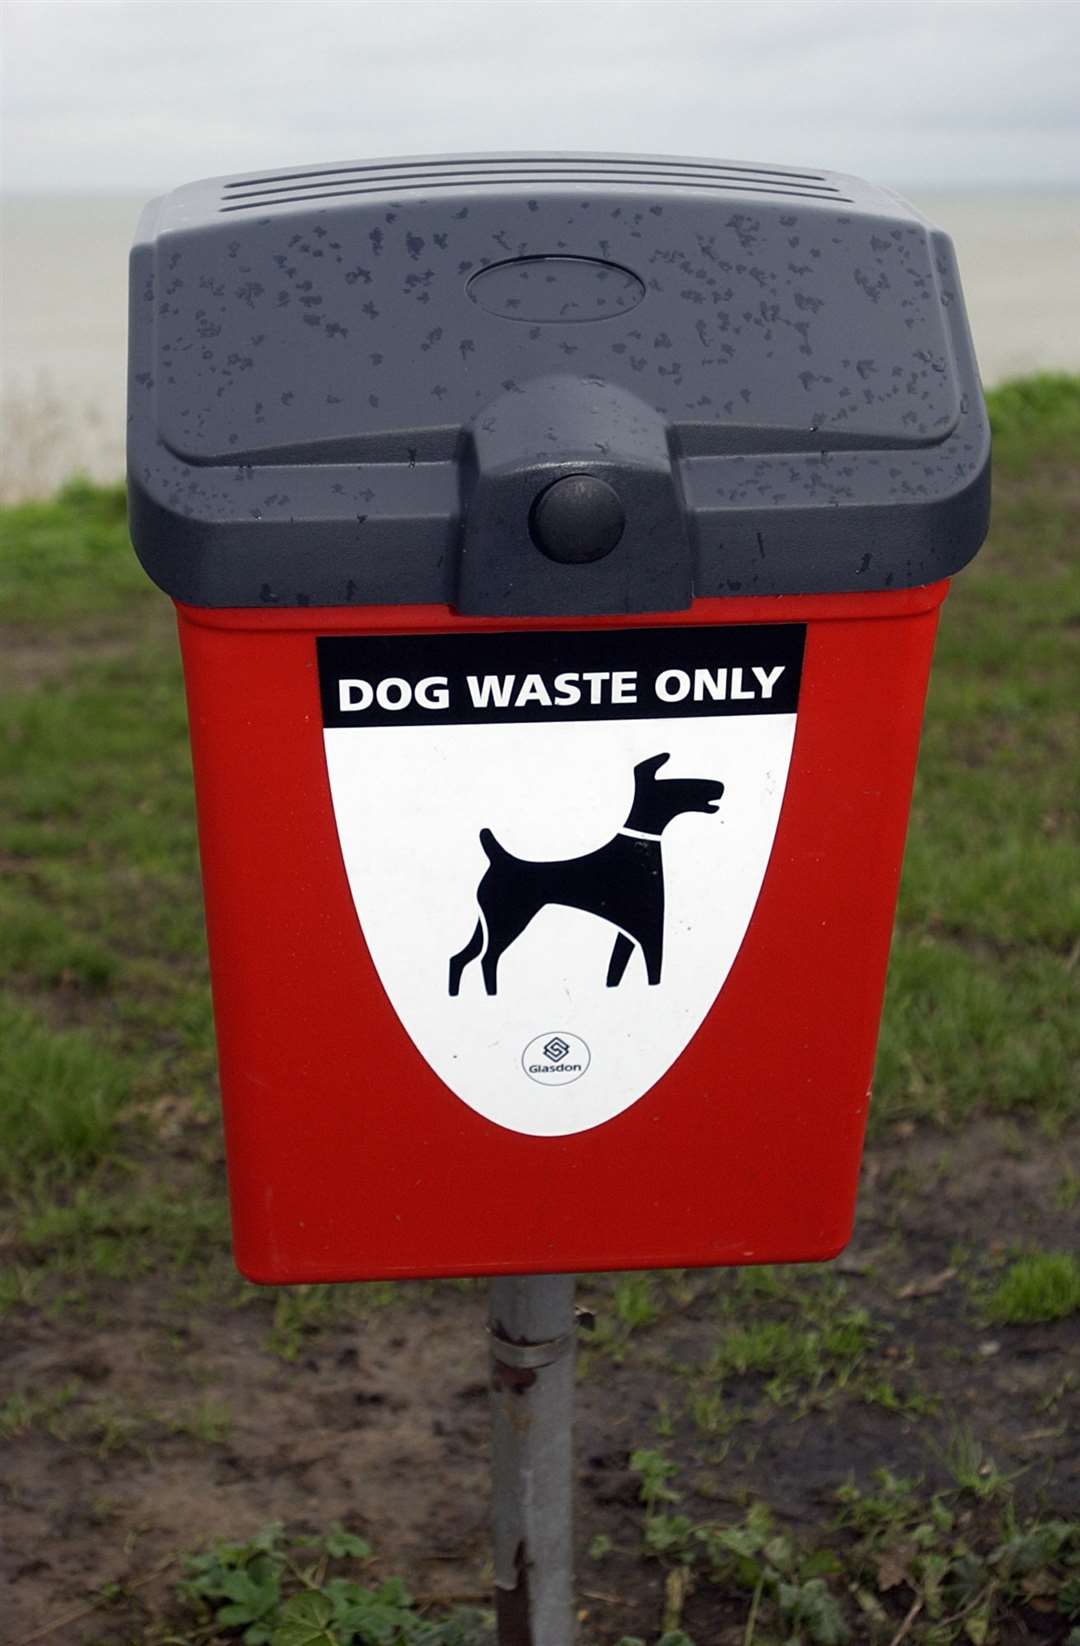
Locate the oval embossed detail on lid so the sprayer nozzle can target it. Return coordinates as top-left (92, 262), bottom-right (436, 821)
top-left (466, 255), bottom-right (646, 323)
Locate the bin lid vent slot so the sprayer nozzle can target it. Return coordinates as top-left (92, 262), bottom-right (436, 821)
top-left (222, 154), bottom-right (831, 191)
top-left (218, 157), bottom-right (848, 211)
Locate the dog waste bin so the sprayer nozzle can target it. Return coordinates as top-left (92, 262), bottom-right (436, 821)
top-left (128, 154), bottom-right (989, 1283)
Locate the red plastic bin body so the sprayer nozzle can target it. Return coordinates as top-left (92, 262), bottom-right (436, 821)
top-left (176, 582), bottom-right (946, 1284)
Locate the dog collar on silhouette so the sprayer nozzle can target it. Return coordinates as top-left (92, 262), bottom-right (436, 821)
top-left (618, 826), bottom-right (662, 842)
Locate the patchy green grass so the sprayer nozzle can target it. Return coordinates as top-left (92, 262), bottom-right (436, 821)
top-left (123, 1490), bottom-right (1074, 1642)
top-left (0, 995), bottom-right (131, 1186)
top-left (618, 1460), bottom-right (1080, 1645)
top-left (0, 477), bottom-right (144, 624)
top-left (873, 375), bottom-right (1080, 1131)
top-left (0, 1380), bottom-right (79, 1439)
top-left (15, 1184), bottom-right (230, 1278)
top-left (985, 372), bottom-right (1080, 473)
top-left (0, 516), bottom-right (214, 1218)
top-left (705, 1309), bottom-right (873, 1387)
top-left (986, 1251), bottom-right (1080, 1325)
top-left (0, 385), bottom-right (1076, 1643)
top-left (0, 378), bottom-right (1074, 1230)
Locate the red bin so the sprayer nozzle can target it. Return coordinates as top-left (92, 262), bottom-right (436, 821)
top-left (128, 155), bottom-right (989, 1282)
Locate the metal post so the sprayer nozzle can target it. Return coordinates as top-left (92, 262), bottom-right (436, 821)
top-left (489, 1273), bottom-right (577, 1646)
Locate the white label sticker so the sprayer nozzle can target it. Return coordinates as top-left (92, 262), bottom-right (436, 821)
top-left (319, 625), bottom-right (803, 1137)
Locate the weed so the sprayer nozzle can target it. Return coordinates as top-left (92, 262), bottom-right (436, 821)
top-left (635, 1498), bottom-right (851, 1645)
top-left (178, 1522), bottom-right (492, 1644)
top-left (615, 1272), bottom-right (659, 1330)
top-left (580, 1272), bottom-right (667, 1366)
top-left (262, 1279), bottom-right (400, 1358)
top-left (654, 1395), bottom-right (676, 1438)
top-left (706, 1308), bottom-right (873, 1399)
top-left (859, 1377), bottom-right (939, 1418)
top-left (628, 1465), bottom-right (1080, 1644)
top-left (1037, 1370), bottom-right (1078, 1415)
top-left (169, 1397), bottom-right (232, 1446)
top-left (944, 1428), bottom-right (1017, 1501)
top-left (986, 1251), bottom-right (1080, 1323)
top-left (835, 1471), bottom-right (1080, 1640)
top-left (688, 1388), bottom-right (739, 1437)
top-left (1055, 1167), bottom-right (1080, 1211)
top-left (0, 1380), bottom-right (78, 1438)
top-left (78, 1399), bottom-right (159, 1460)
top-left (630, 1448), bottom-right (682, 1513)
top-left (268, 1285), bottom-right (350, 1361)
top-left (0, 1264), bottom-right (43, 1315)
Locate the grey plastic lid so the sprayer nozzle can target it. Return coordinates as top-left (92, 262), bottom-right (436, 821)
top-left (127, 152), bottom-right (990, 615)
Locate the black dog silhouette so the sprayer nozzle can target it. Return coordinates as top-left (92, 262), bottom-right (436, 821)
top-left (448, 753), bottom-right (724, 997)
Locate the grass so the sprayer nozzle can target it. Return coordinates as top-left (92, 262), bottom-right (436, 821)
top-left (985, 1251), bottom-right (1080, 1325)
top-left (872, 373), bottom-right (1080, 1130)
top-left (0, 477), bottom-right (142, 623)
top-left (0, 995), bottom-right (130, 1184)
top-left (0, 379), bottom-right (1072, 1221)
top-left (14, 1185), bottom-right (230, 1279)
top-left (0, 1380), bottom-right (79, 1439)
top-left (22, 1482), bottom-right (1069, 1646)
top-left (618, 1462), bottom-right (1080, 1646)
top-left (0, 381), bottom-right (1076, 1644)
top-left (985, 372), bottom-right (1080, 473)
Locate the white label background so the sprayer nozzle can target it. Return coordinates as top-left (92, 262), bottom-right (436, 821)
top-left (324, 714), bottom-right (796, 1136)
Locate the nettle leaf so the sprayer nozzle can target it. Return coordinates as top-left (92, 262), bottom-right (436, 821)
top-left (711, 1502), bottom-right (773, 1563)
top-left (993, 1520), bottom-right (1074, 1577)
top-left (712, 1525), bottom-right (766, 1561)
top-left (230, 1567), bottom-right (280, 1605)
top-left (949, 1551), bottom-right (990, 1607)
top-left (323, 1578), bottom-right (367, 1609)
top-left (630, 1448), bottom-right (681, 1508)
top-left (801, 1550), bottom-right (843, 1582)
top-left (324, 1526), bottom-right (374, 1561)
top-left (644, 1513), bottom-right (696, 1561)
top-left (331, 1589), bottom-right (424, 1644)
top-left (423, 1611), bottom-right (494, 1646)
top-left (763, 1534), bottom-right (796, 1574)
top-left (778, 1578), bottom-right (850, 1646)
top-left (189, 1550), bottom-right (282, 1617)
top-left (272, 1592), bottom-right (337, 1646)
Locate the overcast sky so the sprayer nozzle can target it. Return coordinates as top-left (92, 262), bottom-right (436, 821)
top-left (3, 0), bottom-right (1079, 195)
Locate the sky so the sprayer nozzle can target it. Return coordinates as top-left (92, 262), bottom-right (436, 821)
top-left (2, 0), bottom-right (1079, 196)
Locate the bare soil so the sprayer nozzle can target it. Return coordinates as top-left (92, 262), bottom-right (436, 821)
top-left (2, 1119), bottom-right (1077, 1644)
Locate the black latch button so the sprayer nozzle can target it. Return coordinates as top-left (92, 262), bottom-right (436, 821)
top-left (529, 474), bottom-right (626, 565)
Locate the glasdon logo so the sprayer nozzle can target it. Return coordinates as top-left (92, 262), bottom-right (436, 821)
top-left (523, 1032), bottom-right (591, 1087)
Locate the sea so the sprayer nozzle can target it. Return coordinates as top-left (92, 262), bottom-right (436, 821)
top-left (1, 189), bottom-right (1077, 501)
